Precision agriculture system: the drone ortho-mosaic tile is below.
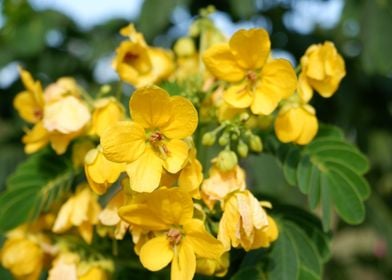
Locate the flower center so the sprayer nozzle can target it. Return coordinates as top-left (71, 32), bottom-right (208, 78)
top-left (246, 71), bottom-right (258, 82)
top-left (167, 228), bottom-right (182, 247)
top-left (149, 131), bottom-right (169, 159)
top-left (33, 108), bottom-right (43, 120)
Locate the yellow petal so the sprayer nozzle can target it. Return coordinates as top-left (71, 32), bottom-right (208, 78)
top-left (99, 191), bottom-right (124, 226)
top-left (52, 197), bottom-right (75, 233)
top-left (129, 87), bottom-right (171, 129)
top-left (229, 28), bottom-right (270, 70)
top-left (223, 83), bottom-right (253, 109)
top-left (160, 96), bottom-right (198, 139)
top-left (90, 98), bottom-right (125, 137)
top-left (184, 219), bottom-right (224, 259)
top-left (140, 236), bottom-right (173, 271)
top-left (163, 139), bottom-right (189, 174)
top-left (202, 43), bottom-right (245, 82)
top-left (298, 72), bottom-right (313, 103)
top-left (118, 203), bottom-right (168, 230)
top-left (147, 188), bottom-right (194, 226)
top-left (43, 96), bottom-right (90, 134)
top-left (178, 157), bottom-right (203, 194)
top-left (171, 241), bottom-right (196, 280)
top-left (252, 216), bottom-right (279, 249)
top-left (251, 59), bottom-right (297, 115)
top-left (19, 68), bottom-right (44, 107)
top-left (13, 91), bottom-right (42, 123)
top-left (296, 106), bottom-right (318, 145)
top-left (101, 121), bottom-right (146, 163)
top-left (85, 148), bottom-right (124, 195)
top-left (49, 132), bottom-right (76, 155)
top-left (78, 222), bottom-right (94, 244)
top-left (218, 195), bottom-right (241, 250)
top-left (274, 106), bottom-right (303, 143)
top-left (22, 122), bottom-right (49, 154)
top-left (126, 147), bottom-right (163, 192)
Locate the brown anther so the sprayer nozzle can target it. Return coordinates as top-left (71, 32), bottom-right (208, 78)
top-left (33, 109), bottom-right (43, 120)
top-left (246, 71), bottom-right (257, 82)
top-left (167, 228), bottom-right (182, 246)
top-left (149, 131), bottom-right (164, 143)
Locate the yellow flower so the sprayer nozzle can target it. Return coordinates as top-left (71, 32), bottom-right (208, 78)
top-left (298, 41), bottom-right (346, 102)
top-left (196, 252), bottom-right (229, 277)
top-left (101, 86), bottom-right (198, 192)
top-left (44, 77), bottom-right (81, 102)
top-left (118, 188), bottom-right (224, 280)
top-left (113, 24), bottom-right (174, 87)
top-left (13, 68), bottom-right (44, 124)
top-left (1, 237), bottom-right (43, 280)
top-left (218, 190), bottom-right (277, 251)
top-left (52, 185), bottom-right (101, 244)
top-left (201, 164), bottom-right (246, 209)
top-left (203, 28), bottom-right (297, 115)
top-left (79, 266), bottom-right (108, 280)
top-left (274, 103), bottom-right (318, 145)
top-left (43, 95), bottom-right (90, 134)
top-left (84, 146), bottom-right (125, 195)
top-left (89, 98), bottom-right (125, 137)
top-left (98, 190), bottom-right (130, 240)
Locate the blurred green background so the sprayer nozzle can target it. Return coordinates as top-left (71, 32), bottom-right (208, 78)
top-left (0, 0), bottom-right (391, 279)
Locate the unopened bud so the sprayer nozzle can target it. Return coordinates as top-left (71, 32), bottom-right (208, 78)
top-left (237, 140), bottom-right (249, 158)
top-left (218, 133), bottom-right (230, 146)
top-left (174, 37), bottom-right (196, 57)
top-left (249, 135), bottom-right (263, 152)
top-left (215, 150), bottom-right (238, 172)
top-left (202, 132), bottom-right (216, 146)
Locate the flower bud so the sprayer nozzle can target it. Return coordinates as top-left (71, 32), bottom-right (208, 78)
top-left (249, 135), bottom-right (263, 152)
top-left (202, 132), bottom-right (216, 146)
top-left (218, 133), bottom-right (230, 146)
top-left (237, 140), bottom-right (249, 158)
top-left (215, 150), bottom-right (238, 172)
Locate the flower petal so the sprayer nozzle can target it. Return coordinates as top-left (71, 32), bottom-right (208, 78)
top-left (202, 43), bottom-right (245, 82)
top-left (296, 106), bottom-right (318, 145)
top-left (140, 236), bottom-right (174, 271)
top-left (229, 29), bottom-right (270, 70)
top-left (118, 203), bottom-right (168, 231)
top-left (274, 107), bottom-right (304, 143)
top-left (126, 147), bottom-right (163, 192)
top-left (129, 87), bottom-right (171, 129)
top-left (101, 121), bottom-right (146, 163)
top-left (163, 139), bottom-right (189, 174)
top-left (251, 59), bottom-right (297, 115)
top-left (171, 241), bottom-right (196, 280)
top-left (160, 96), bottom-right (198, 139)
top-left (223, 83), bottom-right (253, 109)
top-left (184, 219), bottom-right (224, 259)
top-left (148, 188), bottom-right (194, 225)
top-left (13, 91), bottom-right (42, 123)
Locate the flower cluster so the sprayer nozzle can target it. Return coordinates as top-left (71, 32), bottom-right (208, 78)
top-left (1, 11), bottom-right (345, 280)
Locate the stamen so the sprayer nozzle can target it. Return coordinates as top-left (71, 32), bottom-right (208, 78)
top-left (167, 228), bottom-right (182, 247)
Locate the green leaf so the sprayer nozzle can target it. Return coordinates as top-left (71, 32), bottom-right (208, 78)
top-left (267, 210), bottom-right (329, 280)
top-left (231, 266), bottom-right (265, 280)
top-left (267, 223), bottom-right (299, 280)
top-left (0, 149), bottom-right (73, 232)
top-left (281, 125), bottom-right (371, 229)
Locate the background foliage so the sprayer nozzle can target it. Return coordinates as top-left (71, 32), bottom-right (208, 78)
top-left (0, 0), bottom-right (391, 279)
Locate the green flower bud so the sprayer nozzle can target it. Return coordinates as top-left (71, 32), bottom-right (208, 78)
top-left (249, 135), bottom-right (263, 152)
top-left (215, 150), bottom-right (238, 172)
top-left (202, 132), bottom-right (216, 146)
top-left (218, 133), bottom-right (230, 146)
top-left (237, 140), bottom-right (249, 158)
